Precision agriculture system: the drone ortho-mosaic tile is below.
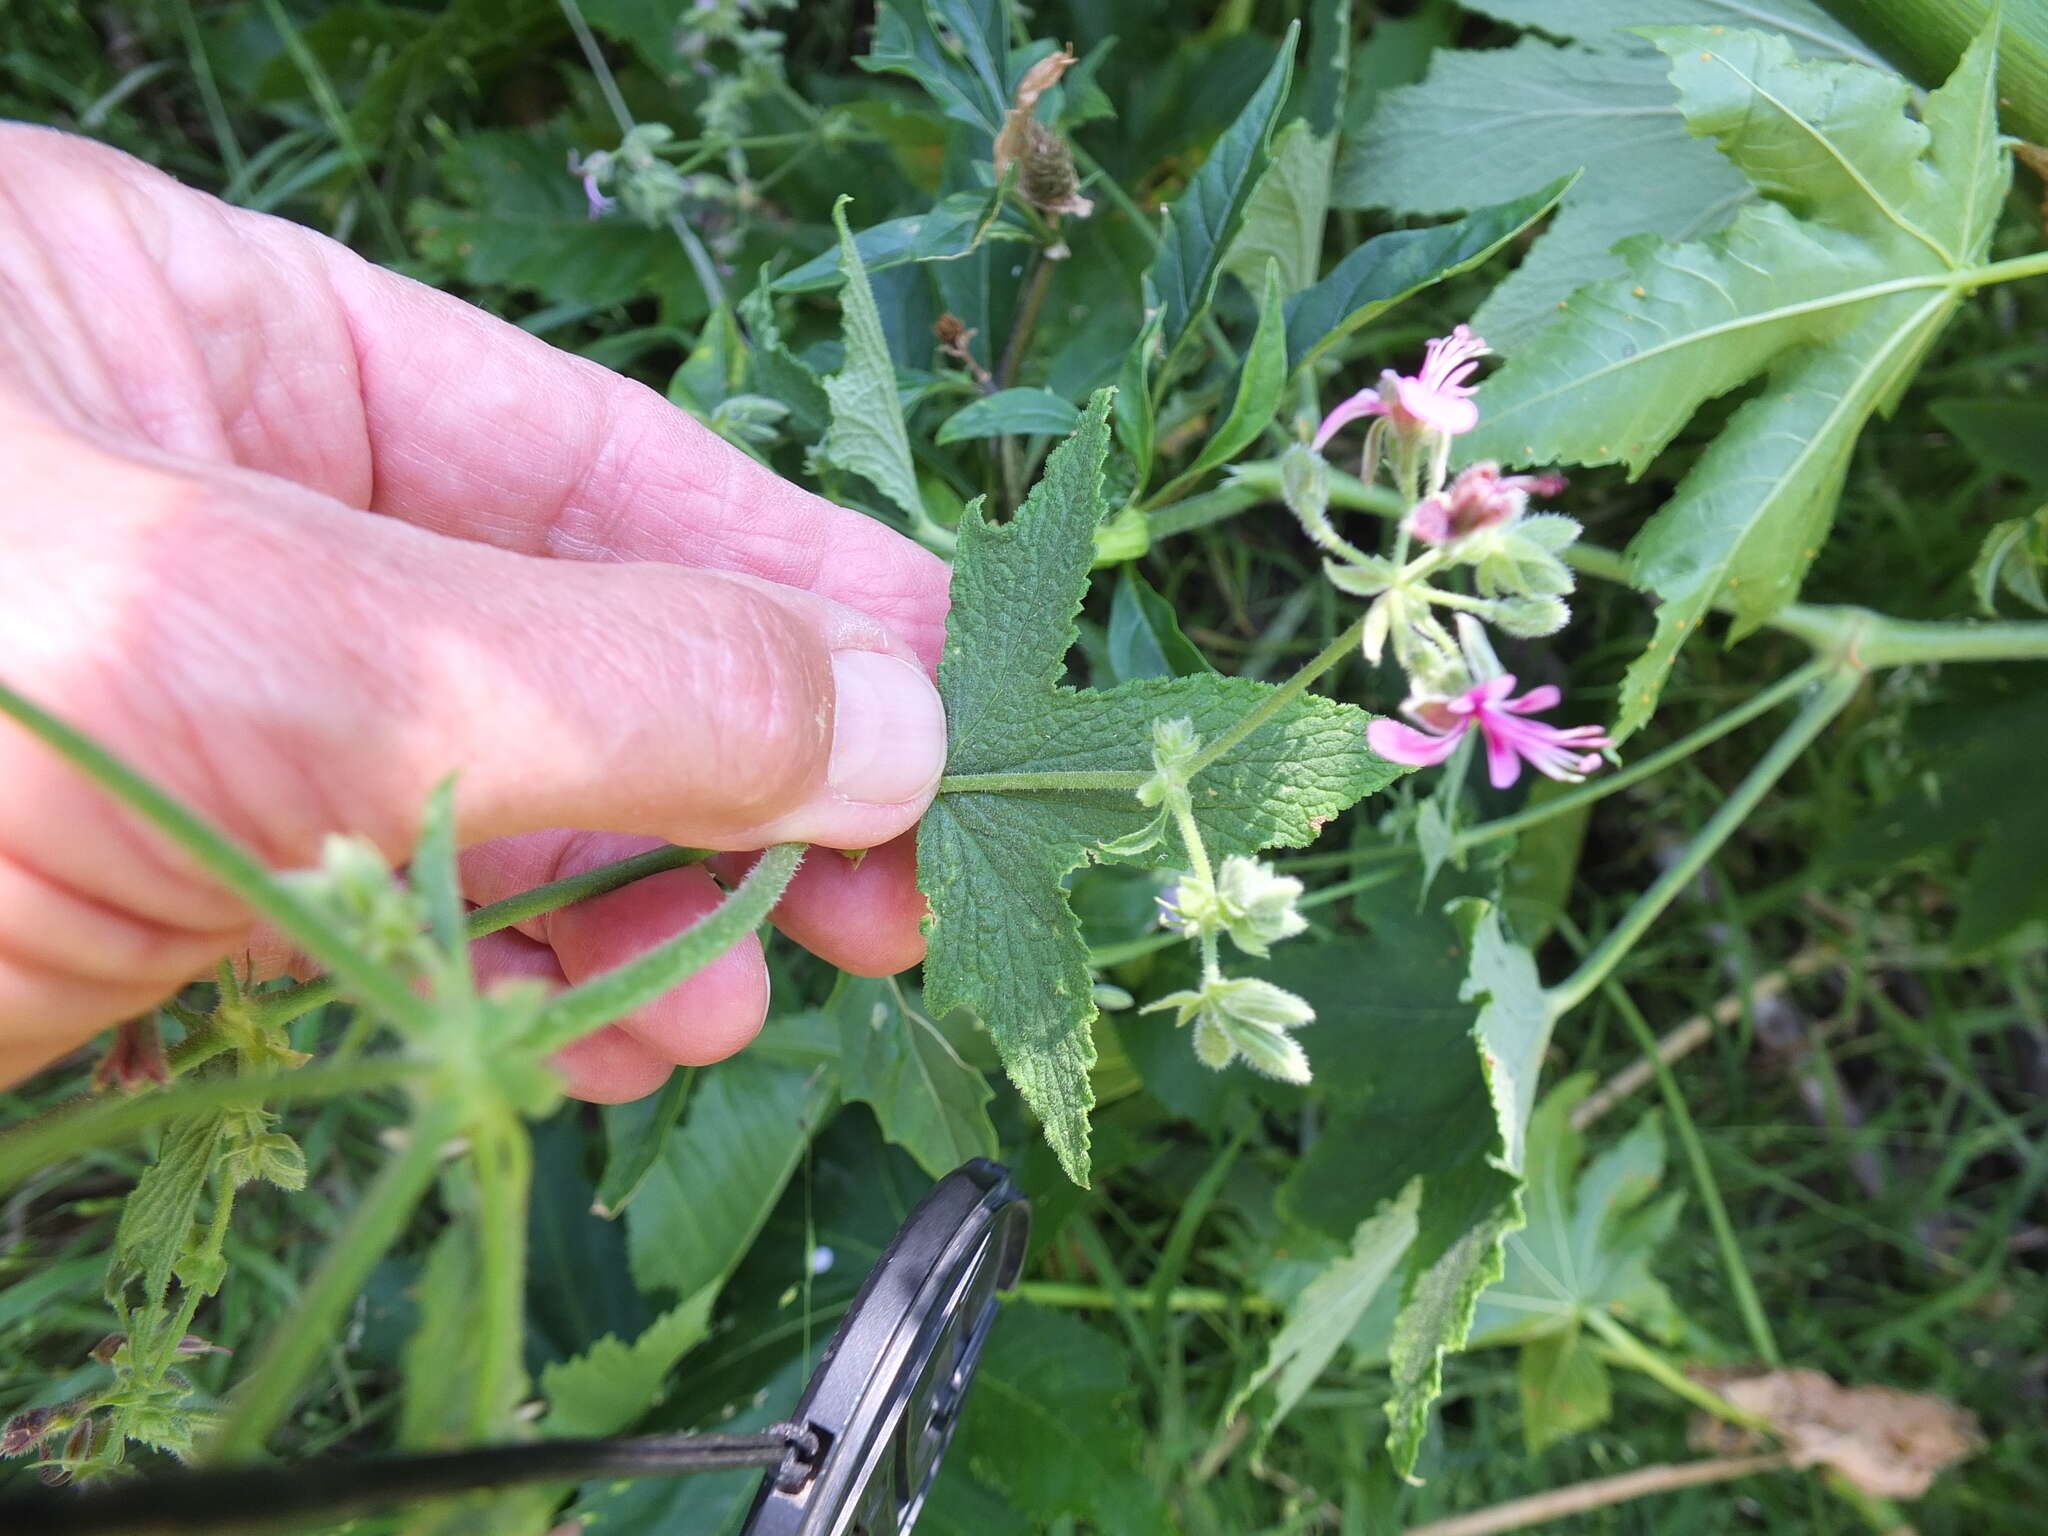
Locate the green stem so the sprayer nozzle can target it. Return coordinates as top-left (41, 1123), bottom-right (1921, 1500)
top-left (1581, 1310), bottom-right (1770, 1432)
top-left (249, 845), bottom-right (712, 1030)
top-left (523, 842), bottom-right (804, 1050)
top-left (1183, 614), bottom-right (1370, 779)
top-left (938, 770), bottom-right (1152, 795)
top-left (1571, 940), bottom-right (1782, 1367)
top-left (0, 680), bottom-right (432, 1034)
top-left (205, 1095), bottom-right (464, 1462)
top-left (1546, 666), bottom-right (1863, 1017)
top-left (468, 1111), bottom-right (532, 1439)
top-left (1015, 1280), bottom-right (1277, 1315)
top-left (0, 1060), bottom-right (416, 1194)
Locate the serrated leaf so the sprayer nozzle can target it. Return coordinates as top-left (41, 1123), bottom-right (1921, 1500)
top-left (1284, 177), bottom-right (1572, 371)
top-left (1455, 897), bottom-right (1553, 1177)
top-left (113, 1110), bottom-right (228, 1309)
top-left (833, 977), bottom-right (998, 1179)
top-left (1468, 1078), bottom-right (1685, 1353)
top-left (820, 196), bottom-right (924, 525)
top-left (936, 387), bottom-right (1082, 444)
top-left (1467, 25), bottom-right (2007, 738)
top-left (1146, 25), bottom-right (1297, 368)
top-left (1462, 0), bottom-right (1879, 60)
top-left (623, 1049), bottom-right (837, 1300)
top-left (948, 1305), bottom-right (1174, 1536)
top-left (773, 190), bottom-right (1023, 293)
top-left (739, 278), bottom-right (831, 442)
top-left (858, 0), bottom-right (1013, 138)
top-left (1337, 39), bottom-right (1753, 350)
top-left (1228, 1181), bottom-right (1419, 1451)
top-left (921, 392), bottom-right (1400, 1183)
top-left (539, 1287), bottom-right (716, 1438)
top-left (1222, 120), bottom-right (1334, 299)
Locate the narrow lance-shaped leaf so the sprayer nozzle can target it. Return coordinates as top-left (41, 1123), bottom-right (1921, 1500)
top-left (937, 388), bottom-right (1082, 444)
top-left (920, 389), bottom-right (1400, 1183)
top-left (1146, 24), bottom-right (1297, 371)
top-left (1286, 175), bottom-right (1573, 371)
top-left (820, 196), bottom-right (926, 527)
top-left (1154, 259), bottom-right (1289, 501)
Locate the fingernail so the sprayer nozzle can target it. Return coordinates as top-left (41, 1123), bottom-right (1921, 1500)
top-left (827, 651), bottom-right (946, 806)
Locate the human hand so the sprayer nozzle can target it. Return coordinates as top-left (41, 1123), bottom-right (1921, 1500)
top-left (0, 124), bottom-right (950, 1099)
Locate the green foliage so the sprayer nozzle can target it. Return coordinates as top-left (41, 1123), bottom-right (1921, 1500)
top-left (539, 1290), bottom-right (716, 1439)
top-left (1468, 23), bottom-right (2008, 736)
top-left (820, 197), bottom-right (927, 530)
top-left (833, 978), bottom-right (998, 1178)
top-left (920, 394), bottom-right (1399, 1181)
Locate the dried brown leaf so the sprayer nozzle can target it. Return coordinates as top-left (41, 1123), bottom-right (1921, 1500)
top-left (994, 45), bottom-right (1078, 184)
top-left (1688, 1367), bottom-right (1982, 1500)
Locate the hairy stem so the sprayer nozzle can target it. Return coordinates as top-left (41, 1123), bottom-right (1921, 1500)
top-left (206, 1095), bottom-right (464, 1462)
top-left (1184, 613), bottom-right (1371, 779)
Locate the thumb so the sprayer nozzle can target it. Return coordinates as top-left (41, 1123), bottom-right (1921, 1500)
top-left (0, 443), bottom-right (946, 1058)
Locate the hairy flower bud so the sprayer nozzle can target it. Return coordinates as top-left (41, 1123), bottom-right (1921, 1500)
top-left (1019, 121), bottom-right (1094, 217)
top-left (1143, 975), bottom-right (1314, 1083)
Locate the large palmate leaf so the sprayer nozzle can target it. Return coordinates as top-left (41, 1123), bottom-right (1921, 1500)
top-left (1466, 25), bottom-right (2007, 737)
top-left (919, 392), bottom-right (1399, 1183)
top-left (1336, 1), bottom-right (1883, 348)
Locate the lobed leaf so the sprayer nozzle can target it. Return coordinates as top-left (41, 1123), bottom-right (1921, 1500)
top-left (1465, 24), bottom-right (2007, 737)
top-left (921, 391), bottom-right (1399, 1182)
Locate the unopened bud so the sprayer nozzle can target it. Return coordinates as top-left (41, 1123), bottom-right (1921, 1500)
top-left (1019, 122), bottom-right (1093, 217)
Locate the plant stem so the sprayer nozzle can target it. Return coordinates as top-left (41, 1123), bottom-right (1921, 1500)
top-left (1179, 614), bottom-right (1370, 783)
top-left (249, 844), bottom-right (711, 1030)
top-left (1402, 1453), bottom-right (1792, 1536)
top-left (1575, 948), bottom-right (1783, 1367)
top-left (0, 1059), bottom-right (416, 1194)
top-left (1546, 666), bottom-right (1862, 1017)
top-left (524, 842), bottom-right (804, 1049)
top-left (1014, 1279), bottom-right (1277, 1315)
top-left (206, 1094), bottom-right (464, 1462)
top-left (1581, 1310), bottom-right (1771, 1432)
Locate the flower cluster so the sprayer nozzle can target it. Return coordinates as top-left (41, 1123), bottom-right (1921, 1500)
top-left (1300, 326), bottom-right (1612, 788)
top-left (1130, 719), bottom-right (1318, 1084)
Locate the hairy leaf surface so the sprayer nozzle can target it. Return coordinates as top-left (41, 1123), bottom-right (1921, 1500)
top-left (919, 392), bottom-right (1398, 1182)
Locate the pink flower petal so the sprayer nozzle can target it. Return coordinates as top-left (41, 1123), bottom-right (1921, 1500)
top-left (1477, 716), bottom-right (1526, 789)
top-left (1313, 389), bottom-right (1387, 450)
top-left (1368, 716), bottom-right (1468, 767)
top-left (1499, 683), bottom-right (1561, 714)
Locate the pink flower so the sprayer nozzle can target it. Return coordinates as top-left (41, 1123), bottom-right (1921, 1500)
top-left (568, 153), bottom-right (616, 219)
top-left (1313, 325), bottom-right (1492, 449)
top-left (1367, 675), bottom-right (1612, 790)
top-left (1409, 462), bottom-right (1568, 545)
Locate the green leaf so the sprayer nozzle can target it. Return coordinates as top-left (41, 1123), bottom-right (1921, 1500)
top-left (739, 278), bottom-right (831, 441)
top-left (1285, 177), bottom-right (1572, 371)
top-left (539, 1287), bottom-right (716, 1438)
top-left (113, 1110), bottom-right (228, 1309)
top-left (1455, 897), bottom-right (1553, 1177)
top-left (920, 391), bottom-right (1399, 1182)
top-left (1466, 25), bottom-right (2007, 738)
top-left (1971, 507), bottom-right (2048, 616)
top-left (819, 196), bottom-right (925, 525)
top-left (1155, 259), bottom-right (1290, 501)
top-left (623, 1046), bottom-right (838, 1300)
top-left (593, 1068), bottom-right (692, 1219)
top-left (936, 387), bottom-right (1082, 444)
top-left (1113, 313), bottom-right (1162, 483)
top-left (1228, 1181), bottom-right (1420, 1450)
top-left (1518, 1328), bottom-right (1611, 1454)
top-left (947, 1305), bottom-right (1175, 1536)
top-left (407, 128), bottom-right (695, 311)
top-left (1463, 0), bottom-right (1879, 59)
top-left (1146, 24), bottom-right (1297, 368)
top-left (858, 0), bottom-right (1013, 139)
top-left (1222, 120), bottom-right (1333, 299)
top-left (773, 190), bottom-right (1023, 293)
top-left (833, 977), bottom-right (999, 1179)
top-left (400, 1222), bottom-right (502, 1449)
top-left (1932, 398), bottom-right (2048, 492)
top-left (1107, 566), bottom-right (1216, 683)
top-left (1467, 1079), bottom-right (1685, 1353)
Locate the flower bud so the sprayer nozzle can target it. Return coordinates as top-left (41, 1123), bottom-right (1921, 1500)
top-left (1020, 121), bottom-right (1094, 217)
top-left (1489, 594), bottom-right (1571, 637)
top-left (1141, 975), bottom-right (1315, 1083)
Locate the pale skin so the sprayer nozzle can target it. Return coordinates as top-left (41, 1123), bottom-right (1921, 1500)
top-left (0, 124), bottom-right (953, 1100)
